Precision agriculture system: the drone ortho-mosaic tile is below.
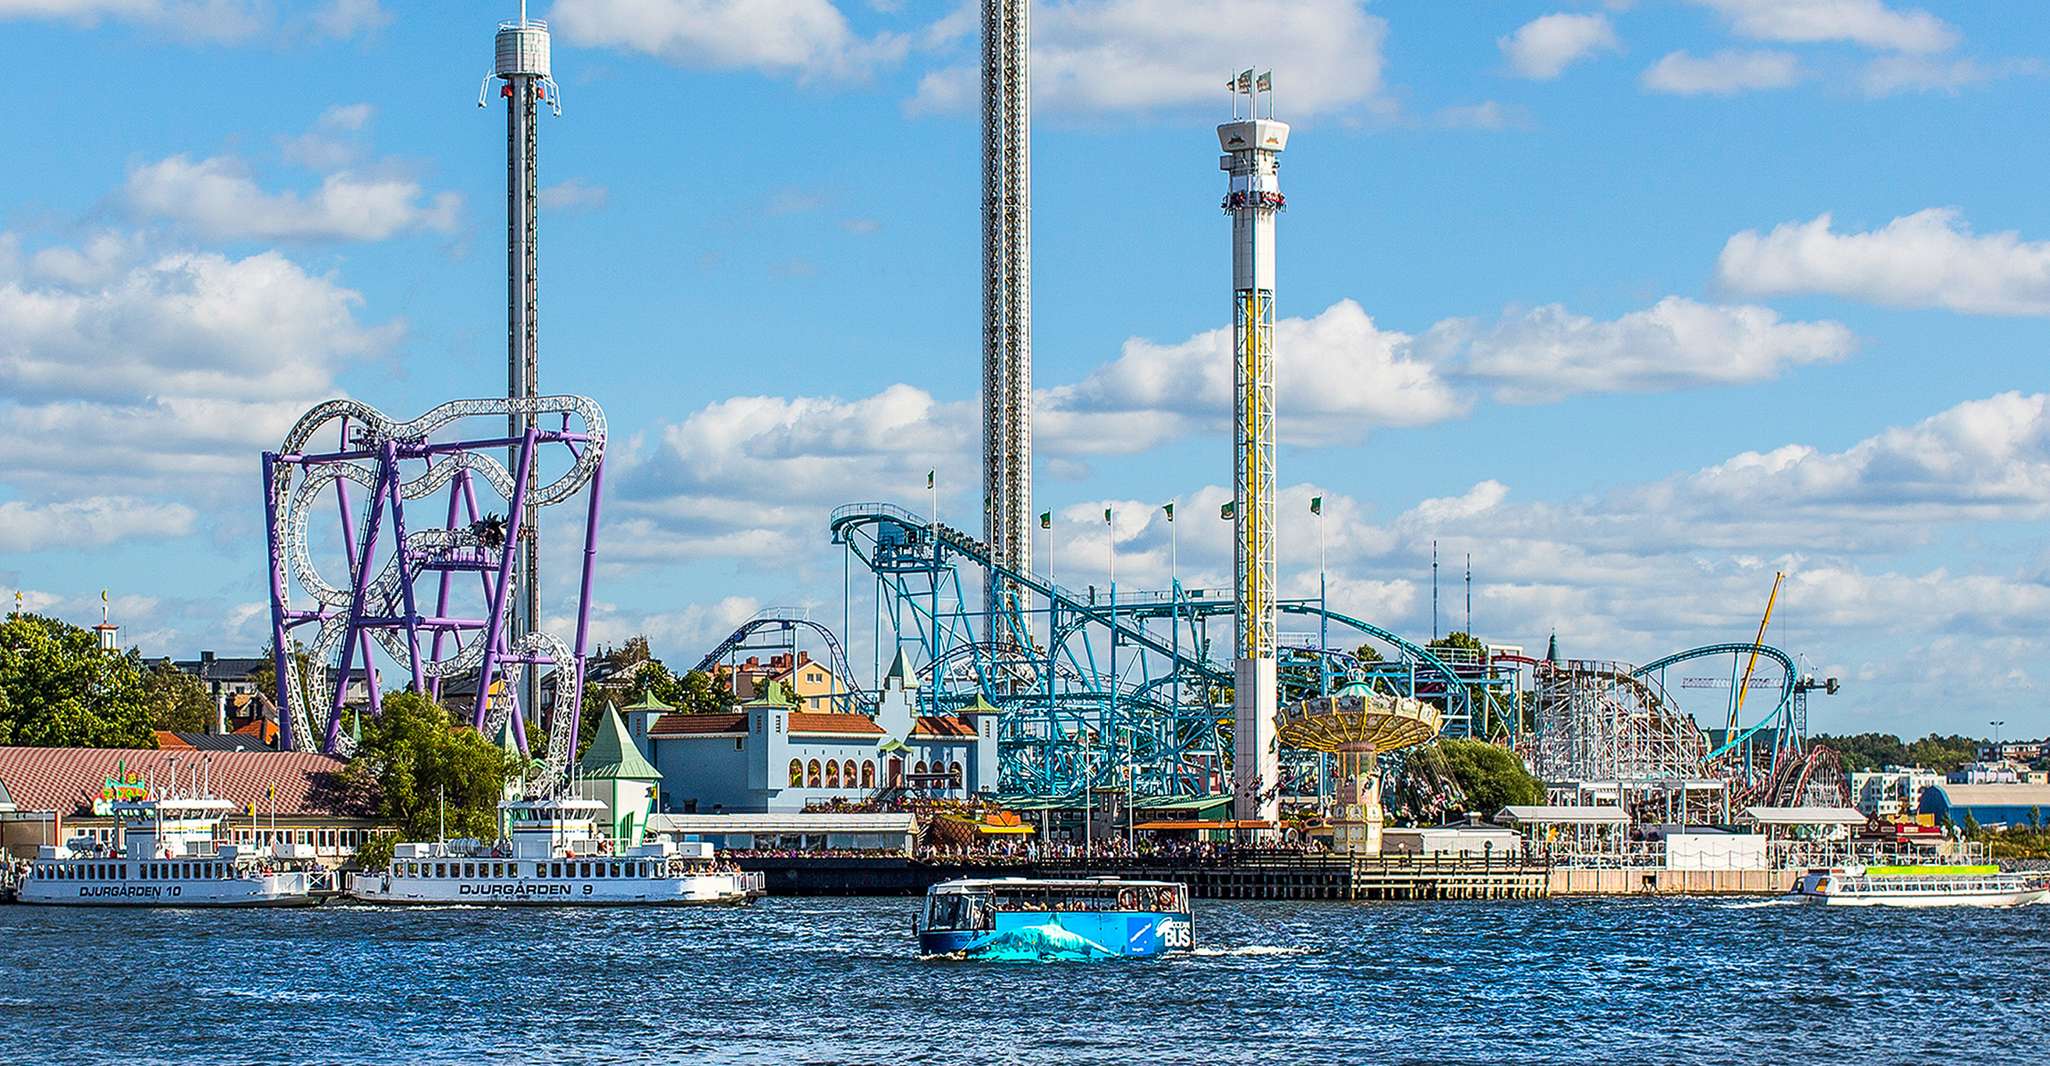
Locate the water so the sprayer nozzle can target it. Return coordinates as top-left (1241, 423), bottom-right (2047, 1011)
top-left (1, 896), bottom-right (2045, 1063)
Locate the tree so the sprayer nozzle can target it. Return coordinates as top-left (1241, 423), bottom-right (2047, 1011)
top-left (143, 662), bottom-right (213, 733)
top-left (1391, 738), bottom-right (1542, 821)
top-left (1352, 643), bottom-right (1384, 665)
top-left (0, 613), bottom-right (156, 748)
top-left (340, 691), bottom-right (517, 841)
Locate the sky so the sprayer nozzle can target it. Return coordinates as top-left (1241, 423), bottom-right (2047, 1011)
top-left (1, 0), bottom-right (2046, 739)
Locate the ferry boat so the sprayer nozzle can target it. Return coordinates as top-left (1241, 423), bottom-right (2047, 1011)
top-left (347, 795), bottom-right (761, 906)
top-left (916, 877), bottom-right (1194, 959)
top-left (1792, 865), bottom-right (2049, 908)
top-left (17, 797), bottom-right (325, 907)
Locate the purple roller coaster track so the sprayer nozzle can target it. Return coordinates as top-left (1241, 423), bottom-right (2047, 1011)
top-left (261, 396), bottom-right (606, 787)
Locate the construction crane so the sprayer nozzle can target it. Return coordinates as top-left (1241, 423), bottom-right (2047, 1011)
top-left (1730, 571), bottom-right (1783, 732)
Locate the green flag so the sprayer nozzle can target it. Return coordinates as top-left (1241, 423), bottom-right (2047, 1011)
top-left (1310, 496), bottom-right (1323, 516)
top-left (1162, 502), bottom-right (1175, 522)
top-left (1103, 507), bottom-right (1113, 525)
top-left (1220, 501), bottom-right (1236, 520)
top-left (926, 470), bottom-right (934, 489)
top-left (1038, 511), bottom-right (1051, 529)
top-left (1256, 70), bottom-right (1272, 93)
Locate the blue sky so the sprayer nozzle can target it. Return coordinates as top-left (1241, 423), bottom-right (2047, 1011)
top-left (2, 0), bottom-right (2047, 738)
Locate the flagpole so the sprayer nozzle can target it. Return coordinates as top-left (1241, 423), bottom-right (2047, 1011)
top-left (1317, 499), bottom-right (1329, 695)
top-left (929, 470), bottom-right (939, 717)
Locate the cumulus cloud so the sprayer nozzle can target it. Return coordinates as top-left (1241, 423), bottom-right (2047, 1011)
top-left (125, 155), bottom-right (461, 242)
top-left (1421, 296), bottom-right (1855, 403)
top-left (1686, 0), bottom-right (1959, 55)
top-left (908, 0), bottom-right (1389, 118)
top-left (0, 233), bottom-right (398, 495)
top-left (1499, 13), bottom-right (1619, 80)
top-left (0, 497), bottom-right (198, 553)
top-left (1716, 208), bottom-right (2050, 315)
top-left (1041, 299), bottom-right (1465, 452)
top-left (1642, 49), bottom-right (1802, 94)
top-left (551, 0), bottom-right (909, 81)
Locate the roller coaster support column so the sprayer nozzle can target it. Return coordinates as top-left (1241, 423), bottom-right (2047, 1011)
top-left (473, 424), bottom-right (539, 743)
top-left (568, 453), bottom-right (604, 757)
top-left (1220, 74), bottom-right (1288, 827)
top-left (262, 451), bottom-right (297, 752)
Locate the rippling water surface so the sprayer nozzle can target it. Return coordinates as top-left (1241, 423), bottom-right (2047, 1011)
top-left (1, 896), bottom-right (2044, 1063)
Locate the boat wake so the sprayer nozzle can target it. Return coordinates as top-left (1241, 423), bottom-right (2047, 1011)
top-left (1720, 898), bottom-right (1804, 909)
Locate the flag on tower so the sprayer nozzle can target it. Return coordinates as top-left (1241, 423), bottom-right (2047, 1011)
top-left (1103, 507), bottom-right (1113, 525)
top-left (1162, 502), bottom-right (1175, 522)
top-left (1256, 71), bottom-right (1272, 92)
top-left (1220, 501), bottom-right (1236, 520)
top-left (926, 470), bottom-right (934, 489)
top-left (1039, 511), bottom-right (1051, 529)
top-left (1310, 496), bottom-right (1323, 516)
top-left (1236, 69), bottom-right (1254, 92)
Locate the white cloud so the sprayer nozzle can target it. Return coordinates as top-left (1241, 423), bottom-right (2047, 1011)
top-left (0, 234), bottom-right (398, 496)
top-left (1858, 55), bottom-right (2042, 98)
top-left (1499, 13), bottom-right (1619, 80)
top-left (125, 155), bottom-right (461, 242)
top-left (551, 0), bottom-right (909, 80)
top-left (1421, 296), bottom-right (1855, 403)
top-left (1716, 208), bottom-right (2050, 315)
top-left (1642, 49), bottom-right (1802, 94)
top-left (0, 0), bottom-right (389, 41)
top-left (1041, 299), bottom-right (1465, 452)
top-left (908, 0), bottom-right (1389, 118)
top-left (540, 178), bottom-right (610, 212)
top-left (1431, 101), bottom-right (1526, 131)
top-left (0, 497), bottom-right (197, 552)
top-left (1687, 0), bottom-right (1959, 55)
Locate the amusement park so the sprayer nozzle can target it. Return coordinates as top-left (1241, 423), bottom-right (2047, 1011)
top-left (219, 9), bottom-right (1886, 893)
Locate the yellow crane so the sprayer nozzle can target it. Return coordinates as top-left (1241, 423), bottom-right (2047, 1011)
top-left (1730, 571), bottom-right (1784, 732)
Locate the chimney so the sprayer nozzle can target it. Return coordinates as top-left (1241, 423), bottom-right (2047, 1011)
top-left (215, 693), bottom-right (228, 735)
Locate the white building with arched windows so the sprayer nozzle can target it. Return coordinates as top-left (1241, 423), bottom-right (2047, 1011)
top-left (629, 653), bottom-right (998, 814)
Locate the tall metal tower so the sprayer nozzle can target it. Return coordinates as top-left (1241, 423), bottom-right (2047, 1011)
top-left (980, 0), bottom-right (1031, 612)
top-left (1219, 71), bottom-right (1288, 826)
top-left (483, 3), bottom-right (559, 718)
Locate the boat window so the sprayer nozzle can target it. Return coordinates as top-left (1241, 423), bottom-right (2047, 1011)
top-left (926, 893), bottom-right (991, 932)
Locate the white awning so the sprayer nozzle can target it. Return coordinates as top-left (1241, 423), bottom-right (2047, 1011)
top-left (1744, 805), bottom-right (1867, 826)
top-left (1496, 805), bottom-right (1630, 825)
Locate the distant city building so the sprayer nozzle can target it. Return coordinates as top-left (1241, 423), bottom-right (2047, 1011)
top-left (1948, 762), bottom-right (2023, 785)
top-left (1849, 766), bottom-right (1944, 819)
top-left (638, 652), bottom-right (996, 813)
top-left (1918, 783), bottom-right (2050, 829)
top-left (712, 651), bottom-right (849, 714)
top-left (1980, 740), bottom-right (2045, 763)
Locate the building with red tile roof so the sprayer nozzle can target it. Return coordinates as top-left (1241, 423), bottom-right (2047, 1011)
top-left (0, 745), bottom-right (383, 863)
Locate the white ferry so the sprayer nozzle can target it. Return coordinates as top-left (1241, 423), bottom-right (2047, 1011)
top-left (17, 796), bottom-right (325, 907)
top-left (1792, 865), bottom-right (2048, 908)
top-left (347, 795), bottom-right (761, 906)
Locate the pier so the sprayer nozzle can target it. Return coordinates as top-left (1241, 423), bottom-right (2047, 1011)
top-left (737, 853), bottom-right (1550, 901)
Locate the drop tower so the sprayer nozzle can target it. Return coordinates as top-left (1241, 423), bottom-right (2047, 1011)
top-left (1220, 71), bottom-right (1287, 827)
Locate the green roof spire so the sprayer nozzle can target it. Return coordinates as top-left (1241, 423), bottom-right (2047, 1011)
top-left (576, 702), bottom-right (662, 781)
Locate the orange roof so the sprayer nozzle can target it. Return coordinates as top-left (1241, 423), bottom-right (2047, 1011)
top-left (911, 715), bottom-right (977, 739)
top-left (650, 713), bottom-right (749, 737)
top-left (155, 731), bottom-right (195, 750)
top-left (233, 719), bottom-right (277, 744)
top-left (0, 746), bottom-right (366, 818)
top-left (788, 712), bottom-right (884, 737)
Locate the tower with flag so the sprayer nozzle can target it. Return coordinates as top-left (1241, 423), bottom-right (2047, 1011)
top-left (1219, 69), bottom-right (1288, 827)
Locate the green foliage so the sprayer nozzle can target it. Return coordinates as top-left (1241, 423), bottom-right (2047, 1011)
top-left (143, 662), bottom-right (213, 733)
top-left (0, 613), bottom-right (157, 748)
top-left (1426, 631), bottom-right (1488, 659)
top-left (1351, 643), bottom-right (1384, 665)
top-left (1812, 732), bottom-right (1985, 773)
top-left (585, 636), bottom-right (734, 758)
top-left (1390, 738), bottom-right (1542, 821)
top-left (351, 831), bottom-right (398, 871)
top-left (341, 691), bottom-right (516, 841)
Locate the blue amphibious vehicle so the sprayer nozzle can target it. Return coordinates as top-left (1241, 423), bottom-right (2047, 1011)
top-left (916, 877), bottom-right (1194, 959)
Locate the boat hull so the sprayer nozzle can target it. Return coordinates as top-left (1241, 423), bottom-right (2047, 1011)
top-left (1800, 888), bottom-right (2047, 908)
top-left (17, 876), bottom-right (320, 907)
top-left (920, 910), bottom-right (1194, 959)
top-left (347, 872), bottom-right (754, 906)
